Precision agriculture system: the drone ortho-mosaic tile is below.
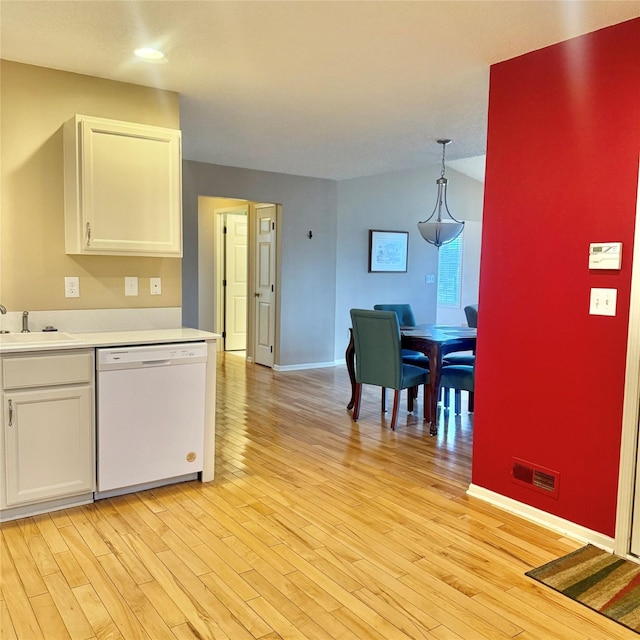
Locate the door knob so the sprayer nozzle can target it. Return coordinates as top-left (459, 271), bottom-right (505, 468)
top-left (254, 292), bottom-right (261, 297)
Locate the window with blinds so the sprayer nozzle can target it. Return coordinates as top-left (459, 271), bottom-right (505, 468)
top-left (437, 233), bottom-right (463, 307)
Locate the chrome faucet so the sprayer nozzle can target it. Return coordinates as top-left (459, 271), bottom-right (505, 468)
top-left (0, 305), bottom-right (7, 333)
top-left (22, 310), bottom-right (30, 333)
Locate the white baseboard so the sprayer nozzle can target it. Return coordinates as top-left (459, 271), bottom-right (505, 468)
top-left (274, 361), bottom-right (338, 372)
top-left (467, 484), bottom-right (615, 552)
top-left (1, 493), bottom-right (94, 522)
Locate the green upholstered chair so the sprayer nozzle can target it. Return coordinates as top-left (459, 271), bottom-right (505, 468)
top-left (372, 303), bottom-right (417, 326)
top-left (442, 304), bottom-right (477, 412)
top-left (443, 303), bottom-right (478, 368)
top-left (464, 304), bottom-right (478, 328)
top-left (441, 364), bottom-right (475, 414)
top-left (373, 303), bottom-right (430, 369)
top-left (350, 309), bottom-right (430, 430)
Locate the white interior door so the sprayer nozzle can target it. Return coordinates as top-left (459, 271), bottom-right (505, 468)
top-left (254, 205), bottom-right (276, 367)
top-left (224, 212), bottom-right (248, 351)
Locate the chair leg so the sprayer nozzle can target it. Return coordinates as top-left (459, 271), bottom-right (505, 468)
top-left (468, 391), bottom-right (475, 412)
top-left (423, 383), bottom-right (429, 423)
top-left (455, 390), bottom-right (461, 414)
top-left (353, 383), bottom-right (362, 421)
top-left (408, 387), bottom-right (415, 412)
top-left (443, 387), bottom-right (450, 410)
top-left (391, 390), bottom-right (400, 430)
top-left (381, 387), bottom-right (386, 412)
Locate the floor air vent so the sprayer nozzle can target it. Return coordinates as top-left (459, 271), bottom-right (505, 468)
top-left (511, 457), bottom-right (560, 498)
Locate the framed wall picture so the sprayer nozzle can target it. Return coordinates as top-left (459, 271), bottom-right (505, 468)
top-left (369, 230), bottom-right (409, 273)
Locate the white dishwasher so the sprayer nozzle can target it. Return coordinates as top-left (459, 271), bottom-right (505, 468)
top-left (95, 342), bottom-right (207, 498)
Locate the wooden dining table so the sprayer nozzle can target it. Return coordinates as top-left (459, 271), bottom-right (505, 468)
top-left (345, 324), bottom-right (477, 435)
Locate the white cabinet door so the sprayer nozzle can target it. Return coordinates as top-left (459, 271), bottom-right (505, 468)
top-left (4, 385), bottom-right (94, 506)
top-left (64, 115), bottom-right (182, 256)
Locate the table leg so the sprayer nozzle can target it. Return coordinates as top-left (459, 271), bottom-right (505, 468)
top-left (346, 329), bottom-right (356, 410)
top-left (427, 343), bottom-right (442, 435)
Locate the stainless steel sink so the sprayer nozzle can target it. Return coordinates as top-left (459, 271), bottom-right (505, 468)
top-left (0, 332), bottom-right (84, 347)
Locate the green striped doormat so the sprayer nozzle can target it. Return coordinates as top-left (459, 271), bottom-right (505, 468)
top-left (526, 544), bottom-right (640, 634)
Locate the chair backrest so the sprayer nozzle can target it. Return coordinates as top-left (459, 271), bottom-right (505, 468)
top-left (464, 304), bottom-right (478, 328)
top-left (372, 303), bottom-right (417, 327)
top-left (350, 309), bottom-right (402, 389)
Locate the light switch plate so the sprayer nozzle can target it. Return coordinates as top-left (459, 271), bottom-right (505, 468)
top-left (589, 288), bottom-right (617, 316)
top-left (125, 276), bottom-right (138, 296)
top-left (150, 277), bottom-right (162, 295)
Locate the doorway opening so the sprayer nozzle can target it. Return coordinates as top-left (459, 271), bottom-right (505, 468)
top-left (197, 196), bottom-right (279, 367)
top-left (217, 205), bottom-right (248, 355)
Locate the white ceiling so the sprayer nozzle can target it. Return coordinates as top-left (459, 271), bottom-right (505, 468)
top-left (1, 1), bottom-right (638, 180)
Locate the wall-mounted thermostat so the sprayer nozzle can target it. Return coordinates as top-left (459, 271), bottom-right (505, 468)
top-left (588, 242), bottom-right (622, 270)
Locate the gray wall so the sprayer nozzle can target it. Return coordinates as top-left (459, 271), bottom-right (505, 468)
top-left (182, 160), bottom-right (338, 367)
top-left (335, 166), bottom-right (484, 360)
top-left (183, 159), bottom-right (483, 367)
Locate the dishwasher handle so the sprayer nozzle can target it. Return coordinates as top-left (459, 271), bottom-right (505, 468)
top-left (141, 359), bottom-right (172, 367)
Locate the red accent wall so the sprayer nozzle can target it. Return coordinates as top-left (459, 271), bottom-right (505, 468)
top-left (472, 18), bottom-right (640, 537)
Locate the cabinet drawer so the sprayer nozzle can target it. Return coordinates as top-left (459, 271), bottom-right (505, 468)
top-left (3, 351), bottom-right (93, 389)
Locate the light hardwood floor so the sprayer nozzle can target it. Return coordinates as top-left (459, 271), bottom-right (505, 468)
top-left (1, 354), bottom-right (635, 639)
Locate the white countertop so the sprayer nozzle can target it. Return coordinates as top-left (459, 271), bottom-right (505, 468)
top-left (0, 328), bottom-right (220, 354)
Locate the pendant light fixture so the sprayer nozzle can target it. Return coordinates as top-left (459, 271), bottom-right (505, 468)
top-left (417, 139), bottom-right (465, 248)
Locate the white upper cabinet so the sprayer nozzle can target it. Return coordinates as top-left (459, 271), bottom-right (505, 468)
top-left (64, 115), bottom-right (182, 257)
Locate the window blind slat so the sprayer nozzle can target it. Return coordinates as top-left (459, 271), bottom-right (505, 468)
top-left (437, 234), bottom-right (463, 307)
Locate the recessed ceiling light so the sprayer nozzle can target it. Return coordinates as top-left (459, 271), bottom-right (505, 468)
top-left (134, 47), bottom-right (167, 63)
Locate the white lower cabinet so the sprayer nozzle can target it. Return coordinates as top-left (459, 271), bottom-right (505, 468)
top-left (1, 350), bottom-right (95, 515)
top-left (5, 385), bottom-right (93, 505)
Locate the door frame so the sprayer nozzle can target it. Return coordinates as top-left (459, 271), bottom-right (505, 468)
top-left (197, 197), bottom-right (281, 365)
top-left (615, 158), bottom-right (640, 558)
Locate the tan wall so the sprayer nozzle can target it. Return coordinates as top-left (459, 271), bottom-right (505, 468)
top-left (0, 61), bottom-right (182, 311)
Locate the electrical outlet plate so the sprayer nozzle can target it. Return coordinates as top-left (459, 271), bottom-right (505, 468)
top-left (64, 276), bottom-right (80, 298)
top-left (125, 276), bottom-right (138, 296)
top-left (150, 277), bottom-right (162, 295)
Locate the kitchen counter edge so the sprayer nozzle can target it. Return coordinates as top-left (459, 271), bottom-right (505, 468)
top-left (0, 328), bottom-right (221, 354)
